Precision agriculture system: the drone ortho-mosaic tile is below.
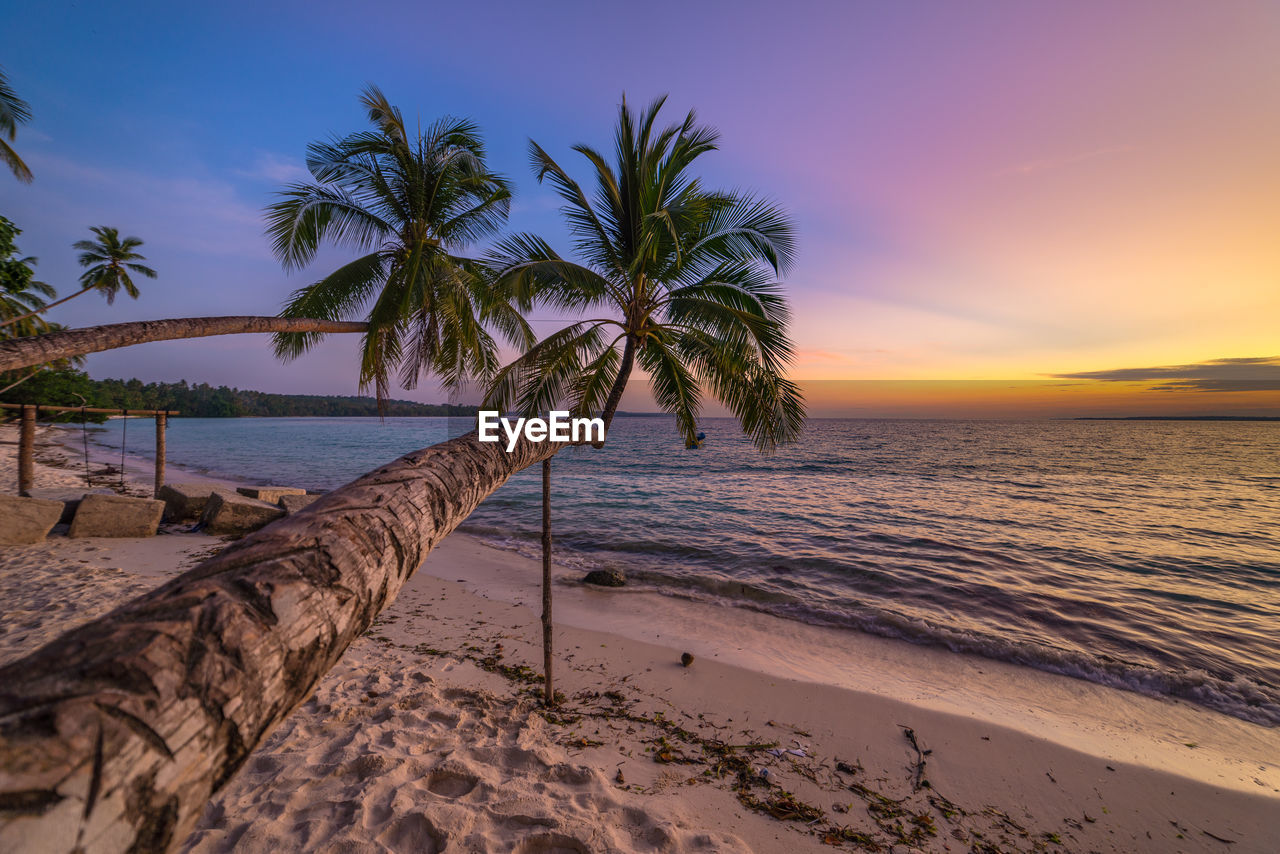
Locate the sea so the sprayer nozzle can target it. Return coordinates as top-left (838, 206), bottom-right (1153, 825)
top-left (85, 415), bottom-right (1280, 726)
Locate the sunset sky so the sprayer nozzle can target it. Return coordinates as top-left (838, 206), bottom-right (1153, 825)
top-left (4, 0), bottom-right (1278, 416)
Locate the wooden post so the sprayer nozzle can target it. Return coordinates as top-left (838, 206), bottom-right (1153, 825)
top-left (154, 410), bottom-right (167, 498)
top-left (542, 458), bottom-right (554, 706)
top-left (17, 403), bottom-right (35, 496)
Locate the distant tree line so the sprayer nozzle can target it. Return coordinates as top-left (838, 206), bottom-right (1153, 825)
top-left (0, 368), bottom-right (477, 421)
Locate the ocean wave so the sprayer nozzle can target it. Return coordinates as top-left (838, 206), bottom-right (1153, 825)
top-left (660, 574), bottom-right (1280, 726)
top-left (465, 527), bottom-right (1280, 727)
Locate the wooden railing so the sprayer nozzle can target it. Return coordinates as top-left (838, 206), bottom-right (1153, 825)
top-left (2, 404), bottom-right (177, 497)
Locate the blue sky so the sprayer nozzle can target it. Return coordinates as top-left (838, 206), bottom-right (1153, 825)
top-left (3, 0), bottom-right (1278, 413)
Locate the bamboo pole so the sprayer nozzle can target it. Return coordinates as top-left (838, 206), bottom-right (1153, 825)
top-left (18, 403), bottom-right (35, 495)
top-left (0, 403), bottom-right (180, 416)
top-left (542, 458), bottom-right (554, 706)
top-left (154, 411), bottom-right (167, 498)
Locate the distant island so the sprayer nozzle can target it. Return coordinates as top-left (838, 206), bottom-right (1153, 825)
top-left (0, 369), bottom-right (476, 419)
top-left (1076, 416), bottom-right (1280, 422)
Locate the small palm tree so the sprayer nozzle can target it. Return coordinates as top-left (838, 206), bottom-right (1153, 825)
top-left (0, 66), bottom-right (33, 183)
top-left (266, 85), bottom-right (527, 400)
top-left (2, 226), bottom-right (158, 331)
top-left (0, 216), bottom-right (55, 339)
top-left (487, 95), bottom-right (806, 704)
top-left (73, 226), bottom-right (157, 303)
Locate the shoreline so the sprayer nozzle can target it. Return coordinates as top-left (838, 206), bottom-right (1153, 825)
top-left (29, 418), bottom-right (1280, 776)
top-left (418, 535), bottom-right (1280, 799)
top-left (3, 421), bottom-right (1278, 850)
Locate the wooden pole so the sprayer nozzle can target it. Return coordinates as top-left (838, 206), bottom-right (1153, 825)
top-left (17, 403), bottom-right (35, 496)
top-left (154, 411), bottom-right (167, 498)
top-left (542, 458), bottom-right (554, 706)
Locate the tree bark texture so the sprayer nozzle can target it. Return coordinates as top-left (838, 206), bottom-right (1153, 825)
top-left (153, 413), bottom-right (166, 499)
top-left (0, 430), bottom-right (557, 853)
top-left (17, 403), bottom-right (35, 496)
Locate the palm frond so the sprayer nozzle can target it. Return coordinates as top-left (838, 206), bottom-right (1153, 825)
top-left (274, 251), bottom-right (387, 360)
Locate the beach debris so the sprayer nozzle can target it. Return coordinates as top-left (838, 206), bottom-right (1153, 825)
top-left (68, 494), bottom-right (165, 538)
top-left (899, 725), bottom-right (931, 792)
top-left (681, 652), bottom-right (695, 667)
top-left (446, 636), bottom-right (1060, 853)
top-left (737, 789), bottom-right (824, 823)
top-left (199, 490), bottom-right (284, 535)
top-left (157, 482), bottom-right (233, 522)
top-left (0, 494), bottom-right (63, 544)
top-left (583, 567), bottom-right (626, 587)
top-left (765, 719), bottom-right (813, 737)
top-left (278, 492), bottom-right (321, 515)
top-left (236, 485), bottom-right (307, 503)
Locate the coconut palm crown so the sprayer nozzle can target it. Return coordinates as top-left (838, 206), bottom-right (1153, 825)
top-left (0, 66), bottom-right (33, 183)
top-left (0, 216), bottom-right (55, 338)
top-left (74, 226), bottom-right (157, 304)
top-left (267, 85), bottom-right (527, 399)
top-left (486, 95), bottom-right (805, 451)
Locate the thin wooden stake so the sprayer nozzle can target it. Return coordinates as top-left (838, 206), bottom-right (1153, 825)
top-left (154, 411), bottom-right (167, 498)
top-left (542, 458), bottom-right (554, 706)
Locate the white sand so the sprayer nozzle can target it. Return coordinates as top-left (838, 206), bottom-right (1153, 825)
top-left (3, 425), bottom-right (1278, 852)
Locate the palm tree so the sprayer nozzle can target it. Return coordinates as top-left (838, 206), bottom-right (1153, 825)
top-left (0, 66), bottom-right (33, 183)
top-left (266, 85), bottom-right (528, 401)
top-left (0, 216), bottom-right (56, 339)
top-left (74, 226), bottom-right (156, 303)
top-left (0, 226), bottom-right (157, 330)
top-left (486, 95), bottom-right (806, 704)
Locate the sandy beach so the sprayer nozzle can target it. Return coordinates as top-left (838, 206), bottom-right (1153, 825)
top-left (2, 423), bottom-right (1278, 852)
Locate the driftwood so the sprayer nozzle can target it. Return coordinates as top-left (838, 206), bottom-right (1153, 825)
top-left (0, 316), bottom-right (368, 373)
top-left (0, 430), bottom-right (557, 853)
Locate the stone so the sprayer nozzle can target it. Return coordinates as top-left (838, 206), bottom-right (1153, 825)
top-left (236, 486), bottom-right (307, 504)
top-left (68, 494), bottom-right (165, 538)
top-left (158, 483), bottom-right (233, 522)
top-left (583, 568), bottom-right (626, 587)
top-left (25, 488), bottom-right (113, 524)
top-left (681, 652), bottom-right (695, 668)
top-left (201, 491), bottom-right (285, 536)
top-left (278, 493), bottom-right (321, 515)
top-left (0, 494), bottom-right (65, 544)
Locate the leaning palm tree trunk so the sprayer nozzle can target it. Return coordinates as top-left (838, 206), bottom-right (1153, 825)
top-left (0, 430), bottom-right (557, 854)
top-left (0, 287), bottom-right (91, 329)
top-left (541, 458), bottom-right (554, 705)
top-left (0, 316), bottom-right (368, 373)
top-left (0, 368), bottom-right (41, 394)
